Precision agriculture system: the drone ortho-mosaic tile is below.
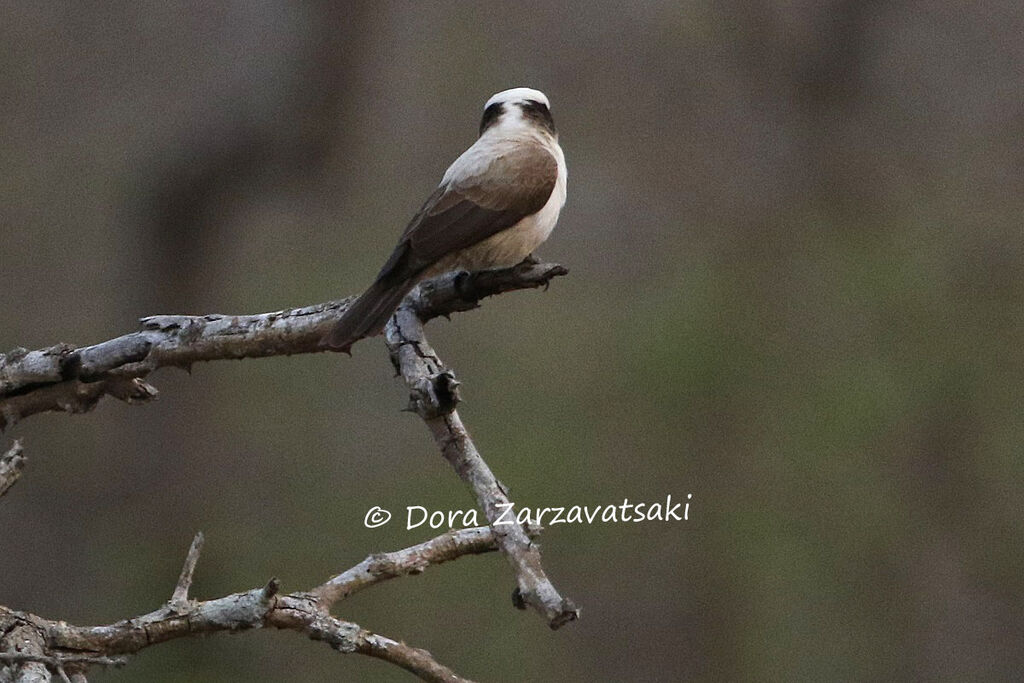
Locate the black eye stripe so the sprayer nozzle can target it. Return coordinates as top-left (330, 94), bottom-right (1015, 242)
top-left (517, 100), bottom-right (556, 135)
top-left (479, 102), bottom-right (504, 135)
top-left (478, 98), bottom-right (557, 135)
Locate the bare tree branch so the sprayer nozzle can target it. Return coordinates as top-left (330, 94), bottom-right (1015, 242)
top-left (1, 526), bottom-right (524, 681)
top-left (313, 523), bottom-right (540, 607)
top-left (0, 440), bottom-right (25, 499)
top-left (1, 259), bottom-right (577, 680)
top-left (0, 263), bottom-right (567, 432)
top-left (385, 284), bottom-right (579, 630)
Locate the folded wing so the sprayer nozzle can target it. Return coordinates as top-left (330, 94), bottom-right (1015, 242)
top-left (323, 143), bottom-right (557, 352)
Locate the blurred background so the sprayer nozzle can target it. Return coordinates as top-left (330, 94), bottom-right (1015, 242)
top-left (2, 2), bottom-right (1022, 681)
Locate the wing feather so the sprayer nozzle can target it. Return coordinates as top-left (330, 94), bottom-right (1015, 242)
top-left (376, 144), bottom-right (558, 282)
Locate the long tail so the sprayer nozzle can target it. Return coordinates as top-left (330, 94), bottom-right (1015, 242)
top-left (322, 276), bottom-right (418, 352)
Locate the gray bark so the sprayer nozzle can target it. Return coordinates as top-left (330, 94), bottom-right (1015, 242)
top-left (0, 262), bottom-right (576, 679)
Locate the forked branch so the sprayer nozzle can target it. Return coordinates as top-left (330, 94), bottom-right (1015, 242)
top-left (386, 285), bottom-right (579, 629)
top-left (0, 261), bottom-right (577, 681)
top-left (1, 526), bottom-right (536, 682)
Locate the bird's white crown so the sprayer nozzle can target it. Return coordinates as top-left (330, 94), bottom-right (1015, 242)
top-left (485, 87), bottom-right (550, 110)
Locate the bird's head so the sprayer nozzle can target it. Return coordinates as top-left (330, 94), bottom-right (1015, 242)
top-left (479, 87), bottom-right (556, 137)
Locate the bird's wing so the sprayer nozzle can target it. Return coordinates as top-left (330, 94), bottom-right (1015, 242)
top-left (375, 143), bottom-right (558, 283)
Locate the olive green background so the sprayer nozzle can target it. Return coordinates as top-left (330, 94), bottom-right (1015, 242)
top-left (2, 2), bottom-right (1022, 681)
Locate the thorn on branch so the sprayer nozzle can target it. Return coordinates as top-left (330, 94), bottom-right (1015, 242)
top-left (511, 587), bottom-right (527, 611)
top-left (388, 348), bottom-right (402, 378)
top-left (262, 578), bottom-right (280, 600)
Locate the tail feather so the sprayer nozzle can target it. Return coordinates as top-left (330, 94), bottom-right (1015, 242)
top-left (322, 276), bottom-right (417, 352)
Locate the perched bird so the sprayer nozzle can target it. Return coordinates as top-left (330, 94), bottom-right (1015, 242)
top-left (322, 87), bottom-right (567, 352)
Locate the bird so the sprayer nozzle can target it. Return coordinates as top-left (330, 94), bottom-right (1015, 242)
top-left (322, 87), bottom-right (567, 352)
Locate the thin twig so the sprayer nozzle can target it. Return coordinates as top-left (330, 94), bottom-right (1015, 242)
top-left (356, 630), bottom-right (470, 683)
top-left (169, 532), bottom-right (204, 611)
top-left (313, 524), bottom-right (540, 607)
